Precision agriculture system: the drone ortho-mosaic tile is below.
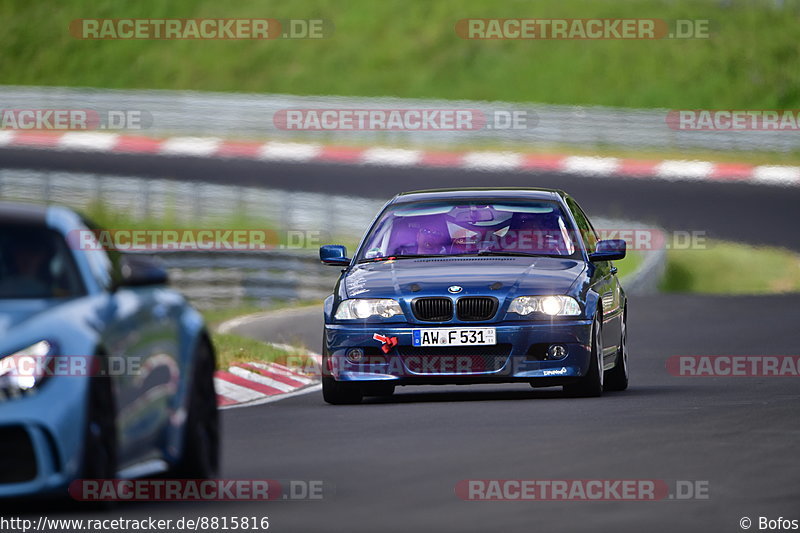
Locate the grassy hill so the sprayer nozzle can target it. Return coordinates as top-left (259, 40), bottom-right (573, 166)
top-left (1, 0), bottom-right (798, 108)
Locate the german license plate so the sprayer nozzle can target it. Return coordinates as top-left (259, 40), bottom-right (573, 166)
top-left (412, 328), bottom-right (496, 347)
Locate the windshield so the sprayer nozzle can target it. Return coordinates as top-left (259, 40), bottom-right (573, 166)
top-left (357, 199), bottom-right (580, 262)
top-left (0, 224), bottom-right (86, 299)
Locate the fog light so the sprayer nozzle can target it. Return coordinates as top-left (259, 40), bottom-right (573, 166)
top-left (546, 344), bottom-right (568, 360)
top-left (346, 348), bottom-right (365, 363)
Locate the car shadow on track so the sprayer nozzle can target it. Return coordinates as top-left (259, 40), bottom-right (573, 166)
top-left (359, 385), bottom-right (672, 405)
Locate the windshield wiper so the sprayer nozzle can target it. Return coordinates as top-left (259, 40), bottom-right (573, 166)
top-left (461, 250), bottom-right (568, 258)
top-left (357, 254), bottom-right (444, 263)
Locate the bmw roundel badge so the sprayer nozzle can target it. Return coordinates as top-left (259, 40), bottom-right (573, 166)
top-left (448, 285), bottom-right (463, 294)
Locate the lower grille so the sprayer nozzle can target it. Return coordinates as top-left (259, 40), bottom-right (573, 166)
top-left (412, 297), bottom-right (453, 322)
top-left (457, 297), bottom-right (499, 321)
top-left (0, 426), bottom-right (38, 484)
top-left (397, 344), bottom-right (512, 373)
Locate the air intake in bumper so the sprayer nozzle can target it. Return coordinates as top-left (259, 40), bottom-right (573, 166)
top-left (0, 425), bottom-right (38, 484)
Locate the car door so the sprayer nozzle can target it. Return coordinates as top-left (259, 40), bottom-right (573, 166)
top-left (566, 198), bottom-right (622, 366)
top-left (79, 226), bottom-right (182, 469)
top-left (103, 281), bottom-right (181, 468)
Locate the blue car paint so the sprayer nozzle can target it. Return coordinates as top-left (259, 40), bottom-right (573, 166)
top-left (0, 205), bottom-right (209, 498)
top-left (322, 188), bottom-right (626, 387)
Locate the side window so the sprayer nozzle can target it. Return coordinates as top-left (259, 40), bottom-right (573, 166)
top-left (566, 198), bottom-right (598, 254)
top-left (78, 217), bottom-right (124, 290)
top-left (0, 225), bottom-right (86, 299)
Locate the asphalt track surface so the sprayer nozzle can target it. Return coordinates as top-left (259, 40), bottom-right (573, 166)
top-left (4, 147), bottom-right (800, 532)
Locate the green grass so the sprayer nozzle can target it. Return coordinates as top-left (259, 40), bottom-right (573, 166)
top-left (201, 303), bottom-right (319, 369)
top-left (200, 300), bottom-right (318, 329)
top-left (2, 0), bottom-right (799, 110)
top-left (211, 332), bottom-right (295, 370)
top-left (661, 240), bottom-right (800, 294)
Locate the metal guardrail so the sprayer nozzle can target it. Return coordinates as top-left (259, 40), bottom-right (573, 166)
top-left (152, 250), bottom-right (339, 308)
top-left (1, 85), bottom-right (797, 153)
top-left (0, 167), bottom-right (385, 237)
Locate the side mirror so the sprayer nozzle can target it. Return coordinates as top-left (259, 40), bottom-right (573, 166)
top-left (589, 239), bottom-right (626, 262)
top-left (320, 245), bottom-right (350, 266)
top-left (115, 254), bottom-right (169, 289)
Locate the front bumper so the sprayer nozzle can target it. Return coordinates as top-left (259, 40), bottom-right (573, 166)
top-left (325, 319), bottom-right (593, 385)
top-left (0, 377), bottom-right (89, 498)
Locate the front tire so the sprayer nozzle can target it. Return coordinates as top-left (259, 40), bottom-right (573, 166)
top-left (76, 362), bottom-right (118, 509)
top-left (81, 369), bottom-right (117, 480)
top-left (563, 315), bottom-right (603, 397)
top-left (604, 308), bottom-right (629, 391)
top-left (173, 339), bottom-right (219, 478)
top-left (322, 376), bottom-right (363, 404)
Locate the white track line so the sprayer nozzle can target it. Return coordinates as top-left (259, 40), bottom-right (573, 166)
top-left (58, 132), bottom-right (119, 151)
top-left (752, 165), bottom-right (800, 186)
top-left (160, 136), bottom-right (221, 156)
top-left (213, 377), bottom-right (264, 403)
top-left (258, 141), bottom-right (321, 161)
top-left (220, 383), bottom-right (322, 410)
top-left (562, 156), bottom-right (620, 176)
top-left (361, 147), bottom-right (422, 166)
top-left (462, 151), bottom-right (523, 171)
top-left (0, 131), bottom-right (17, 145)
top-left (228, 365), bottom-right (296, 393)
top-left (655, 160), bottom-right (714, 180)
top-left (246, 361), bottom-right (315, 385)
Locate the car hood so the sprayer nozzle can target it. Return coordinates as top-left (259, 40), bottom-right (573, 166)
top-left (344, 256), bottom-right (585, 299)
top-left (0, 298), bottom-right (100, 358)
top-left (0, 300), bottom-right (55, 335)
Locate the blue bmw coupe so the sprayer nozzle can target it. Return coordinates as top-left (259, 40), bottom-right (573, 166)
top-left (319, 188), bottom-right (628, 404)
top-left (0, 202), bottom-right (217, 498)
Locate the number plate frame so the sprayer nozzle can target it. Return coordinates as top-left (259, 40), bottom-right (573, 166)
top-left (412, 328), bottom-right (497, 347)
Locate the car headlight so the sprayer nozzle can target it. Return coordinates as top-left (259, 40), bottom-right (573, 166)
top-left (508, 296), bottom-right (582, 317)
top-left (0, 340), bottom-right (53, 392)
top-left (335, 299), bottom-right (404, 319)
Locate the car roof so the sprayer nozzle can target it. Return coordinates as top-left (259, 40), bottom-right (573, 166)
top-left (0, 201), bottom-right (49, 225)
top-left (390, 187), bottom-right (568, 204)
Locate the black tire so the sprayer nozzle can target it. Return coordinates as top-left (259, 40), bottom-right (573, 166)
top-left (77, 362), bottom-right (117, 509)
top-left (322, 376), bottom-right (363, 404)
top-left (604, 308), bottom-right (629, 392)
top-left (563, 314), bottom-right (604, 398)
top-left (81, 369), bottom-right (117, 480)
top-left (173, 339), bottom-right (219, 478)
